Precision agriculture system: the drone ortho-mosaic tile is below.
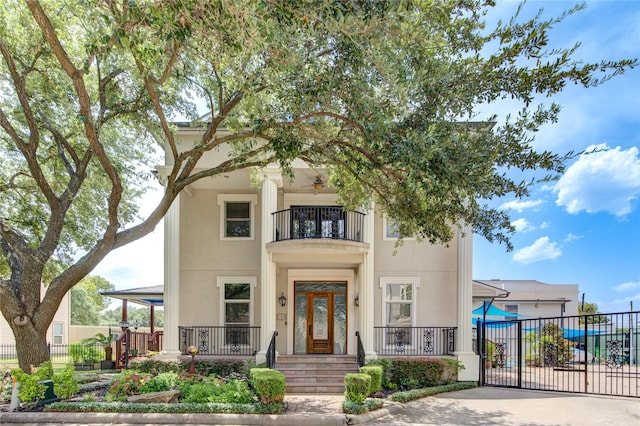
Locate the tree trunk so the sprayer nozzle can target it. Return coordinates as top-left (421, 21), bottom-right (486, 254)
top-left (13, 323), bottom-right (50, 372)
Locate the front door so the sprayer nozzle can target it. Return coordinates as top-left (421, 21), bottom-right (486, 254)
top-left (294, 281), bottom-right (347, 354)
top-left (307, 293), bottom-right (333, 354)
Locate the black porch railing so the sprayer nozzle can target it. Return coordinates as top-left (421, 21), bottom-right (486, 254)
top-left (356, 331), bottom-right (366, 367)
top-left (374, 326), bottom-right (457, 356)
top-left (179, 326), bottom-right (260, 356)
top-left (266, 331), bottom-right (278, 369)
top-left (272, 206), bottom-right (365, 242)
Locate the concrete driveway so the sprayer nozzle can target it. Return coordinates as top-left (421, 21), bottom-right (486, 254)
top-left (368, 387), bottom-right (640, 425)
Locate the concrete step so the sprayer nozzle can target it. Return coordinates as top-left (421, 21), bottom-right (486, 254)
top-left (276, 355), bottom-right (359, 394)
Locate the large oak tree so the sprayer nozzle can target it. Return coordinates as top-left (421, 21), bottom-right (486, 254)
top-left (0, 0), bottom-right (635, 370)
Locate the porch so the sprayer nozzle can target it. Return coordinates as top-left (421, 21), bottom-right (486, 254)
top-left (174, 325), bottom-right (456, 358)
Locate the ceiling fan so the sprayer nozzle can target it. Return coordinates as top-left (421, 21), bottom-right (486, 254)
top-left (300, 175), bottom-right (325, 192)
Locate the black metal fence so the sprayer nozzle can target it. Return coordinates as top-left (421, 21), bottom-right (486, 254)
top-left (178, 326), bottom-right (260, 356)
top-left (374, 326), bottom-right (456, 356)
top-left (479, 311), bottom-right (640, 398)
top-left (272, 206), bottom-right (365, 242)
top-left (0, 342), bottom-right (106, 368)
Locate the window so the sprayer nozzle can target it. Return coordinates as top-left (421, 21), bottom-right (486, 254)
top-left (382, 217), bottom-right (415, 241)
top-left (217, 277), bottom-right (256, 346)
top-left (52, 322), bottom-right (64, 344)
top-left (504, 304), bottom-right (519, 320)
top-left (217, 194), bottom-right (258, 240)
top-left (380, 278), bottom-right (419, 345)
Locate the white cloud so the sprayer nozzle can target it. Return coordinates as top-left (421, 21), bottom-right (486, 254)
top-left (598, 293), bottom-right (640, 314)
top-left (513, 237), bottom-right (562, 264)
top-left (613, 281), bottom-right (640, 293)
top-left (539, 222), bottom-right (550, 229)
top-left (511, 218), bottom-right (534, 232)
top-left (563, 233), bottom-right (583, 243)
top-left (500, 199), bottom-right (545, 213)
top-left (554, 145), bottom-right (640, 216)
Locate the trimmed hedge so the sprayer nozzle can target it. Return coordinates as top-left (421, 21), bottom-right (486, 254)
top-left (130, 358), bottom-right (248, 377)
top-left (45, 401), bottom-right (285, 414)
top-left (249, 368), bottom-right (285, 404)
top-left (342, 398), bottom-right (384, 415)
top-left (389, 381), bottom-right (477, 403)
top-left (389, 358), bottom-right (447, 390)
top-left (344, 373), bottom-right (371, 404)
top-left (359, 365), bottom-right (383, 395)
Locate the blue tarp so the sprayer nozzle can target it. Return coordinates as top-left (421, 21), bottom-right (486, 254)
top-left (472, 303), bottom-right (522, 318)
top-left (522, 327), bottom-right (606, 339)
top-left (472, 318), bottom-right (517, 328)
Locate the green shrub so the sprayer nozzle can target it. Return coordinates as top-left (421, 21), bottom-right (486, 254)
top-left (129, 359), bottom-right (182, 375)
top-left (389, 381), bottom-right (477, 403)
top-left (105, 370), bottom-right (151, 401)
top-left (52, 363), bottom-right (79, 399)
top-left (365, 358), bottom-right (395, 389)
top-left (359, 365), bottom-right (383, 394)
top-left (179, 376), bottom-right (256, 404)
top-left (10, 361), bottom-right (53, 407)
top-left (440, 357), bottom-right (464, 384)
top-left (344, 373), bottom-right (370, 404)
top-left (45, 401), bottom-right (285, 414)
top-left (389, 358), bottom-right (446, 390)
top-left (342, 398), bottom-right (384, 415)
top-left (140, 371), bottom-right (180, 393)
top-left (250, 368), bottom-right (285, 404)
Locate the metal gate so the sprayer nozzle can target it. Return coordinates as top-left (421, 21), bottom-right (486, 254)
top-left (478, 311), bottom-right (640, 397)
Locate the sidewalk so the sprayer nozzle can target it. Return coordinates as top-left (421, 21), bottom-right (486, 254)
top-left (1, 388), bottom-right (639, 425)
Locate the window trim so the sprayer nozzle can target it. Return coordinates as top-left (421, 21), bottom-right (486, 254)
top-left (52, 321), bottom-right (64, 345)
top-left (217, 194), bottom-right (258, 240)
top-left (379, 277), bottom-right (420, 327)
top-left (216, 276), bottom-right (257, 327)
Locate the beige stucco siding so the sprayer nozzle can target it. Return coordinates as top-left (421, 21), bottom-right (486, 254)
top-left (179, 188), bottom-right (262, 326)
top-left (373, 214), bottom-right (458, 327)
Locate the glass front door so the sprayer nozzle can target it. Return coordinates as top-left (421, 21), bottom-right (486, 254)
top-left (294, 282), bottom-right (347, 354)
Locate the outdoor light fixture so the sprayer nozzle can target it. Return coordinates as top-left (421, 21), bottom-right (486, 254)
top-left (133, 319), bottom-right (140, 330)
top-left (119, 319), bottom-right (129, 330)
top-left (354, 294), bottom-right (360, 307)
top-left (279, 292), bottom-right (287, 307)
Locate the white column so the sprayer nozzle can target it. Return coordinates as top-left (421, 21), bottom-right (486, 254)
top-left (160, 194), bottom-right (181, 358)
top-left (257, 167), bottom-right (282, 364)
top-left (454, 223), bottom-right (478, 380)
top-left (360, 204), bottom-right (376, 360)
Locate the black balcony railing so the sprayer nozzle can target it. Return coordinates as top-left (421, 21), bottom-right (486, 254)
top-left (272, 206), bottom-right (365, 242)
top-left (179, 326), bottom-right (260, 356)
top-left (374, 326), bottom-right (457, 356)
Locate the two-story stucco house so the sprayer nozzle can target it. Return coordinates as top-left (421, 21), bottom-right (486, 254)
top-left (157, 126), bottom-right (479, 382)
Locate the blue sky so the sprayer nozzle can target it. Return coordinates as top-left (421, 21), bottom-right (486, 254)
top-left (94, 1), bottom-right (640, 314)
top-left (474, 1), bottom-right (640, 313)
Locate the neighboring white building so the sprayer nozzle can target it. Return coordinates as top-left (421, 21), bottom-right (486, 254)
top-left (158, 126), bottom-right (478, 380)
top-left (0, 285), bottom-right (70, 345)
top-left (473, 279), bottom-right (579, 319)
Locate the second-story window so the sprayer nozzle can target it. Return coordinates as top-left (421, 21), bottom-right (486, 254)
top-left (217, 194), bottom-right (258, 240)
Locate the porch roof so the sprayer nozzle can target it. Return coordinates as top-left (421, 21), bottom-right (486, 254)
top-left (102, 285), bottom-right (164, 307)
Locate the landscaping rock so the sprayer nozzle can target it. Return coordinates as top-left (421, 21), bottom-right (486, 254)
top-left (127, 390), bottom-right (180, 404)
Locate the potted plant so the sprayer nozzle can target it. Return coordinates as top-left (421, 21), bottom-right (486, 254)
top-left (82, 332), bottom-right (116, 370)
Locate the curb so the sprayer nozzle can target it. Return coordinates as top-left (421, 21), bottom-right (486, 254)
top-left (0, 404), bottom-right (403, 426)
top-left (346, 401), bottom-right (404, 425)
top-left (0, 411), bottom-right (350, 425)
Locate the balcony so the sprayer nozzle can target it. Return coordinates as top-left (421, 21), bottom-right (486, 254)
top-left (272, 206), bottom-right (365, 243)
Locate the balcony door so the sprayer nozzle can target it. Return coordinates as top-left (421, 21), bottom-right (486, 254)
top-left (294, 282), bottom-right (347, 355)
top-left (291, 206), bottom-right (345, 239)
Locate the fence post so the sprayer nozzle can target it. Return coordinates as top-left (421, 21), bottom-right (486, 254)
top-left (517, 321), bottom-right (523, 389)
